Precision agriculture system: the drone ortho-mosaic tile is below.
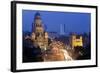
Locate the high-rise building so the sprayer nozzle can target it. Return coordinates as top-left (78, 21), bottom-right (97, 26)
top-left (60, 24), bottom-right (65, 35)
top-left (31, 12), bottom-right (48, 50)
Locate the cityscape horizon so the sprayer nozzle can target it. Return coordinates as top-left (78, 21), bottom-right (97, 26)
top-left (22, 10), bottom-right (91, 63)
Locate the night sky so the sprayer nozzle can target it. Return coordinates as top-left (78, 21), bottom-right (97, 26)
top-left (22, 10), bottom-right (91, 35)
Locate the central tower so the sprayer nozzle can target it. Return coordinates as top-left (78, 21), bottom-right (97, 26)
top-left (31, 12), bottom-right (48, 50)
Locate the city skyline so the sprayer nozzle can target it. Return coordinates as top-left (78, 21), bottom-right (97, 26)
top-left (22, 10), bottom-right (91, 35)
top-left (22, 11), bottom-right (91, 62)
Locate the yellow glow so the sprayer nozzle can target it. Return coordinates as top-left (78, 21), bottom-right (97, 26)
top-left (72, 35), bottom-right (83, 47)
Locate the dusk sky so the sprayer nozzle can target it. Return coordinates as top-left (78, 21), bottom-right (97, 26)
top-left (22, 10), bottom-right (91, 35)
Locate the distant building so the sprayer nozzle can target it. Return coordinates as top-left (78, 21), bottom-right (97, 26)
top-left (31, 12), bottom-right (48, 50)
top-left (60, 24), bottom-right (65, 35)
top-left (70, 34), bottom-right (83, 48)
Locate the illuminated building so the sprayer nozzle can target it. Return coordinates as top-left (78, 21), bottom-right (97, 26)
top-left (70, 34), bottom-right (83, 48)
top-left (31, 12), bottom-right (48, 50)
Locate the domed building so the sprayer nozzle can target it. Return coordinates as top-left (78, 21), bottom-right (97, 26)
top-left (31, 12), bottom-right (48, 50)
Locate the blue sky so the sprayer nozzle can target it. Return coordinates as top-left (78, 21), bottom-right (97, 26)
top-left (22, 10), bottom-right (91, 35)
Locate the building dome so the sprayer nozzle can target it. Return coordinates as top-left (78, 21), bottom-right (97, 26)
top-left (34, 12), bottom-right (41, 19)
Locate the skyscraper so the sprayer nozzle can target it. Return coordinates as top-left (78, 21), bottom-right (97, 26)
top-left (60, 24), bottom-right (65, 35)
